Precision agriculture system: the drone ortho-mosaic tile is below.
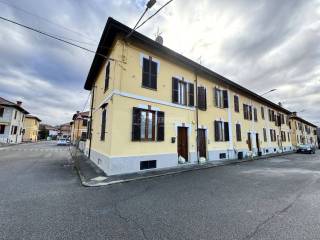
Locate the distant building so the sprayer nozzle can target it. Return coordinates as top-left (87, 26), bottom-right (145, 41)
top-left (38, 124), bottom-right (58, 140)
top-left (289, 112), bottom-right (318, 148)
top-left (58, 123), bottom-right (71, 138)
top-left (0, 97), bottom-right (29, 144)
top-left (22, 115), bottom-right (41, 142)
top-left (70, 111), bottom-right (89, 143)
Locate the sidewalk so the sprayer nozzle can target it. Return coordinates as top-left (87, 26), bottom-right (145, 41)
top-left (74, 151), bottom-right (295, 187)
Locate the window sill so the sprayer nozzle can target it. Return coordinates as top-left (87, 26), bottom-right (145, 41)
top-left (141, 85), bottom-right (157, 91)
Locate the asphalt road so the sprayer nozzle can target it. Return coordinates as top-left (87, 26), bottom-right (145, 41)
top-left (1, 142), bottom-right (320, 240)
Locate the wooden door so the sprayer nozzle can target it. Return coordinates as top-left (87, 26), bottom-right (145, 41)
top-left (256, 133), bottom-right (260, 152)
top-left (198, 129), bottom-right (207, 158)
top-left (177, 127), bottom-right (188, 161)
top-left (247, 132), bottom-right (252, 151)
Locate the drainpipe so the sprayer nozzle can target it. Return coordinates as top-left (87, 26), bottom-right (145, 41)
top-left (195, 73), bottom-right (199, 163)
top-left (88, 85), bottom-right (95, 159)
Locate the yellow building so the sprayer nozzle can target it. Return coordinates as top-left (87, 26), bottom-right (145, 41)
top-left (22, 115), bottom-right (41, 142)
top-left (289, 113), bottom-right (318, 147)
top-left (71, 111), bottom-right (89, 143)
top-left (83, 18), bottom-right (294, 176)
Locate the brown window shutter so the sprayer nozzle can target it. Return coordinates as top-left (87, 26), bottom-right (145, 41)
top-left (234, 96), bottom-right (239, 112)
top-left (100, 108), bottom-right (107, 141)
top-left (132, 107), bottom-right (141, 141)
top-left (150, 60), bottom-right (157, 89)
top-left (223, 90), bottom-right (228, 108)
top-left (172, 78), bottom-right (179, 103)
top-left (243, 104), bottom-right (246, 119)
top-left (249, 106), bottom-right (252, 120)
top-left (157, 111), bottom-right (165, 141)
top-left (198, 87), bottom-right (207, 110)
top-left (188, 83), bottom-right (194, 107)
top-left (104, 62), bottom-right (110, 91)
top-left (236, 124), bottom-right (241, 141)
top-left (214, 121), bottom-right (219, 141)
top-left (254, 108), bottom-right (258, 121)
top-left (224, 122), bottom-right (229, 141)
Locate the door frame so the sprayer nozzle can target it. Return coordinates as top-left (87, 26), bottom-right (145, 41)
top-left (177, 126), bottom-right (189, 162)
top-left (197, 128), bottom-right (207, 159)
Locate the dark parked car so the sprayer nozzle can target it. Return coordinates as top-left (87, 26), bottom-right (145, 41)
top-left (296, 144), bottom-right (316, 154)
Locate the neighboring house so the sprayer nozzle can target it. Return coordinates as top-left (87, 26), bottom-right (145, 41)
top-left (0, 97), bottom-right (29, 144)
top-left (70, 111), bottom-right (89, 143)
top-left (289, 113), bottom-right (318, 148)
top-left (58, 123), bottom-right (71, 138)
top-left (82, 18), bottom-right (295, 176)
top-left (38, 124), bottom-right (58, 140)
top-left (22, 115), bottom-right (41, 142)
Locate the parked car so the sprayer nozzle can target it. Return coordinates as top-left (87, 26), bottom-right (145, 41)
top-left (296, 144), bottom-right (316, 154)
top-left (57, 138), bottom-right (70, 146)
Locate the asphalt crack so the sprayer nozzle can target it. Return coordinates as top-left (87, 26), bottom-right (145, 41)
top-left (242, 176), bottom-right (319, 240)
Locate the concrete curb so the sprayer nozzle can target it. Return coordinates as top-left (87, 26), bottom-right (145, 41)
top-left (76, 151), bottom-right (295, 187)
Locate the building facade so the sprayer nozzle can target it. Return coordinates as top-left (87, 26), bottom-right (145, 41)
top-left (83, 18), bottom-right (300, 176)
top-left (70, 111), bottom-right (89, 143)
top-left (22, 115), bottom-right (41, 142)
top-left (289, 113), bottom-right (318, 148)
top-left (0, 97), bottom-right (29, 144)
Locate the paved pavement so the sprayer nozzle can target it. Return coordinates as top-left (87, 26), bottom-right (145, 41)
top-left (1, 142), bottom-right (320, 240)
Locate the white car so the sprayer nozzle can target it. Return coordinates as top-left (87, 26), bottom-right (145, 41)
top-left (57, 138), bottom-right (69, 146)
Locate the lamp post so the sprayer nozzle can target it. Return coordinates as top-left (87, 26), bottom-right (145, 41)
top-left (126, 0), bottom-right (157, 39)
top-left (260, 89), bottom-right (277, 97)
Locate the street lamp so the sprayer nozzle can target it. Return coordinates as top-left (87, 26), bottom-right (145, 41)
top-left (260, 89), bottom-right (277, 97)
top-left (126, 0), bottom-right (157, 39)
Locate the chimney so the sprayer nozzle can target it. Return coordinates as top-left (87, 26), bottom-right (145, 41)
top-left (292, 112), bottom-right (297, 117)
top-left (16, 101), bottom-right (22, 106)
top-left (278, 102), bottom-right (282, 107)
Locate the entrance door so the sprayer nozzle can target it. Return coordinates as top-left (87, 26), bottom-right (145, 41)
top-left (177, 127), bottom-right (188, 161)
top-left (247, 133), bottom-right (252, 151)
top-left (198, 129), bottom-right (207, 158)
top-left (256, 133), bottom-right (260, 153)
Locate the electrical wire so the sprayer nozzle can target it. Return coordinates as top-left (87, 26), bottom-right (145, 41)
top-left (0, 0), bottom-right (97, 43)
top-left (0, 16), bottom-right (116, 61)
top-left (135, 0), bottom-right (173, 31)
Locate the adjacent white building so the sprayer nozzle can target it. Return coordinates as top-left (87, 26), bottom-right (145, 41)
top-left (0, 97), bottom-right (29, 144)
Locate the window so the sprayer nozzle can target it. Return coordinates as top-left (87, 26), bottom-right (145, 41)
top-left (197, 86), bottom-right (207, 110)
top-left (287, 132), bottom-right (290, 142)
top-left (0, 108), bottom-right (4, 117)
top-left (214, 121), bottom-right (229, 142)
top-left (80, 132), bottom-right (87, 140)
top-left (236, 124), bottom-right (241, 141)
top-left (214, 87), bottom-right (228, 108)
top-left (82, 119), bottom-right (88, 127)
top-left (0, 125), bottom-right (5, 134)
top-left (142, 57), bottom-right (157, 90)
top-left (86, 120), bottom-right (91, 139)
top-left (219, 153), bottom-right (226, 159)
top-left (132, 108), bottom-right (164, 141)
top-left (104, 62), bottom-right (110, 91)
top-left (243, 104), bottom-right (252, 120)
top-left (172, 78), bottom-right (194, 106)
top-left (234, 95), bottom-right (239, 112)
top-left (270, 129), bottom-right (276, 142)
top-left (263, 128), bottom-right (267, 142)
top-left (14, 110), bottom-right (17, 119)
top-left (100, 108), bottom-right (107, 141)
top-left (254, 108), bottom-right (258, 122)
top-left (140, 160), bottom-right (157, 170)
top-left (261, 107), bottom-right (265, 119)
top-left (281, 131), bottom-right (286, 142)
top-left (12, 126), bottom-right (17, 135)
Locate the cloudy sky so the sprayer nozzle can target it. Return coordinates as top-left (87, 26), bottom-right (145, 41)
top-left (0, 0), bottom-right (319, 126)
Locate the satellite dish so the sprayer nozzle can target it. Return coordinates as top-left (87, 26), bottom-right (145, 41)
top-left (155, 35), bottom-right (163, 45)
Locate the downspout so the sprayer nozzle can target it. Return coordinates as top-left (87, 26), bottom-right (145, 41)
top-left (88, 85), bottom-right (95, 159)
top-left (195, 72), bottom-right (199, 163)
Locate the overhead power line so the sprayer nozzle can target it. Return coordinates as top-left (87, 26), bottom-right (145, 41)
top-left (0, 0), bottom-right (97, 43)
top-left (135, 0), bottom-right (174, 31)
top-left (0, 16), bottom-right (116, 61)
